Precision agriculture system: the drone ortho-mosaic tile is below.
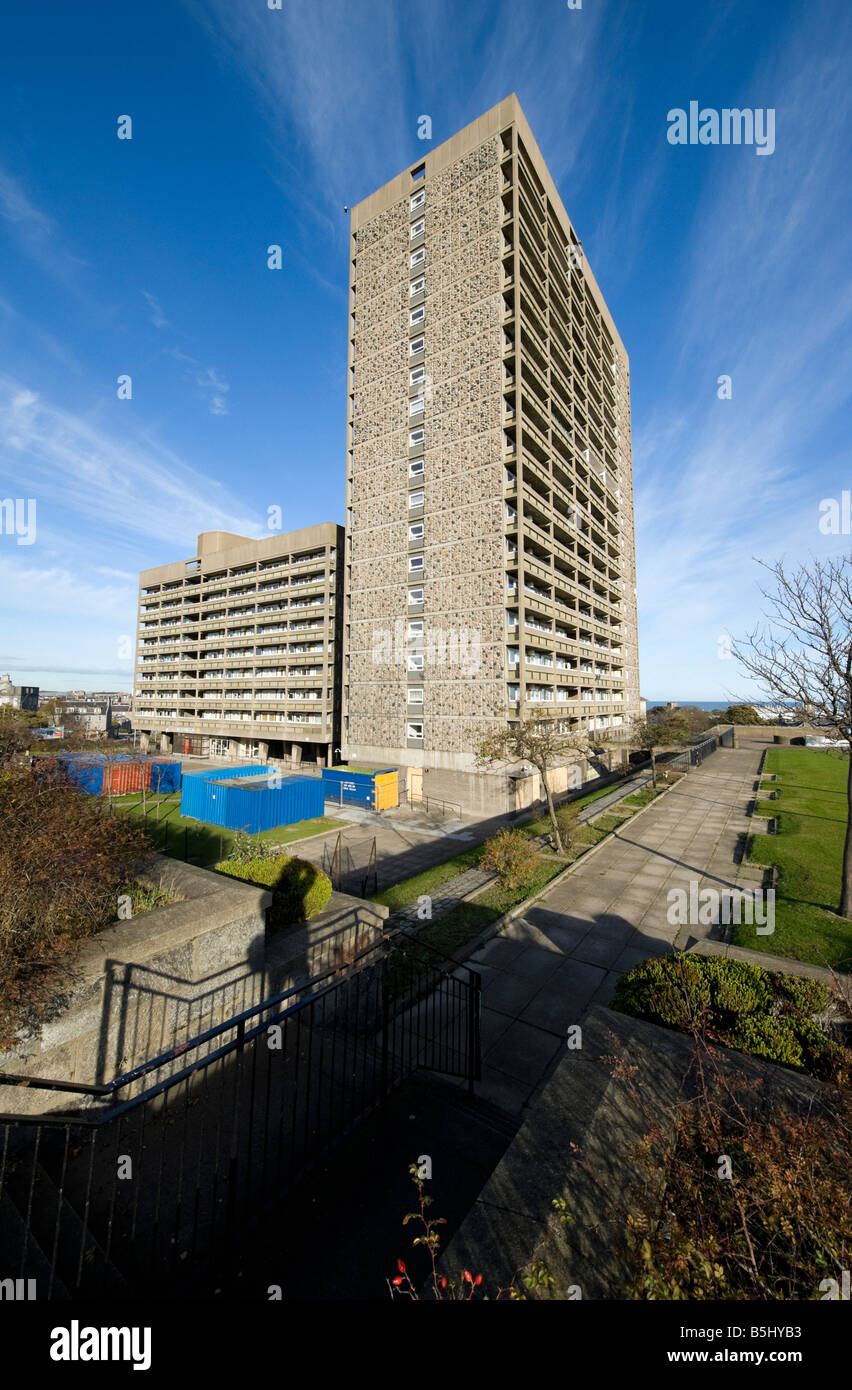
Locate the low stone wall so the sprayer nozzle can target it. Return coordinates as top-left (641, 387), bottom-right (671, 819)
top-left (264, 892), bottom-right (388, 995)
top-left (0, 856), bottom-right (387, 1116)
top-left (437, 1005), bottom-right (829, 1298)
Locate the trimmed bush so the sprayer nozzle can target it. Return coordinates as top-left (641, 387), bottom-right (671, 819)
top-left (613, 952), bottom-right (848, 1082)
top-left (731, 1016), bottom-right (804, 1070)
top-left (480, 829), bottom-right (540, 892)
top-left (554, 803), bottom-right (582, 853)
top-left (612, 954), bottom-right (712, 1031)
top-left (700, 957), bottom-right (772, 1019)
top-left (777, 974), bottom-right (830, 1016)
top-left (216, 854), bottom-right (332, 926)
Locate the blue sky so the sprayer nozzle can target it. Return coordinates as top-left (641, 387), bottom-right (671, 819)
top-left (0, 0), bottom-right (849, 700)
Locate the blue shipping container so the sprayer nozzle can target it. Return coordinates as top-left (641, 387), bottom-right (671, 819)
top-left (180, 768), bottom-right (324, 834)
top-left (150, 760), bottom-right (181, 794)
top-left (53, 753), bottom-right (183, 797)
top-left (59, 754), bottom-right (105, 795)
top-left (321, 767), bottom-right (396, 809)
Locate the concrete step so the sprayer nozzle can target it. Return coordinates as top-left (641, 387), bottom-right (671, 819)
top-left (4, 1153), bottom-right (130, 1298)
top-left (0, 1188), bottom-right (71, 1300)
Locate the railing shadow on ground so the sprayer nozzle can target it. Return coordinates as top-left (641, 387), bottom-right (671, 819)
top-left (0, 930), bottom-right (480, 1300)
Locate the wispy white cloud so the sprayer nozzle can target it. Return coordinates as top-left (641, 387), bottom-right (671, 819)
top-left (167, 348), bottom-right (230, 415)
top-left (141, 289), bottom-right (169, 329)
top-left (0, 377), bottom-right (258, 549)
top-left (187, 0), bottom-right (612, 245)
top-left (630, 5), bottom-right (852, 696)
top-left (97, 566), bottom-right (138, 581)
top-left (0, 164), bottom-right (89, 286)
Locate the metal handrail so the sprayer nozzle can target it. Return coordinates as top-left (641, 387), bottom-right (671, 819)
top-left (0, 925), bottom-right (478, 1122)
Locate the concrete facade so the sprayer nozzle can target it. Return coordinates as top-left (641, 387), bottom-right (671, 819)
top-left (342, 95), bottom-right (640, 814)
top-left (133, 524), bottom-right (343, 765)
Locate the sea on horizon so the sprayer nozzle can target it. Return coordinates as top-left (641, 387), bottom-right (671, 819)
top-left (647, 699), bottom-right (795, 711)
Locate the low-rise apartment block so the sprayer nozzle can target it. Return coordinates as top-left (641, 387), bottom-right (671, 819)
top-left (133, 525), bottom-right (343, 765)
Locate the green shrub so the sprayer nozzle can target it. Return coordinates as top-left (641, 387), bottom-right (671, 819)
top-left (216, 854), bottom-right (332, 925)
top-left (613, 952), bottom-right (848, 1082)
top-left (792, 1019), bottom-right (848, 1084)
top-left (731, 1016), bottom-right (804, 1070)
top-left (612, 954), bottom-right (712, 1031)
top-left (480, 829), bottom-right (540, 892)
top-left (700, 957), bottom-right (772, 1019)
top-left (554, 803), bottom-right (582, 852)
top-left (777, 974), bottom-right (831, 1019)
top-left (226, 830), bottom-right (270, 865)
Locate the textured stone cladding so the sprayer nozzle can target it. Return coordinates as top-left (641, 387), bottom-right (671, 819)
top-left (613, 348), bottom-right (640, 712)
top-left (349, 137), bottom-right (507, 754)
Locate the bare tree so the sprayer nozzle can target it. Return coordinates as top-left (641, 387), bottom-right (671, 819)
top-left (732, 555), bottom-right (852, 915)
top-left (473, 718), bottom-right (590, 853)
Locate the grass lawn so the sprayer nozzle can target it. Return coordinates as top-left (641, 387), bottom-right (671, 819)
top-left (740, 747), bottom-right (852, 971)
top-left (389, 855), bottom-right (567, 989)
top-left (109, 792), bottom-right (344, 867)
top-left (379, 780), bottom-right (662, 967)
top-left (372, 778), bottom-right (658, 917)
top-left (620, 787), bottom-right (660, 809)
top-left (518, 778), bottom-right (633, 838)
top-left (369, 846), bottom-right (484, 912)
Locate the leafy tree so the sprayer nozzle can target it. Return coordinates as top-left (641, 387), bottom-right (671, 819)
top-left (722, 703), bottom-right (763, 726)
top-left (473, 719), bottom-right (590, 853)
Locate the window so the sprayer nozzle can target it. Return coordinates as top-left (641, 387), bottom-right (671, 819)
top-left (411, 162), bottom-right (425, 181)
top-left (410, 218), bottom-right (425, 240)
top-left (410, 191), bottom-right (425, 213)
top-left (409, 396), bottom-right (424, 417)
top-left (409, 427), bottom-right (425, 447)
top-left (409, 276), bottom-right (425, 298)
top-left (408, 586), bottom-right (424, 605)
top-left (408, 687), bottom-right (424, 704)
top-left (409, 335), bottom-right (425, 356)
top-left (410, 365), bottom-right (426, 385)
top-left (407, 721), bottom-right (424, 740)
top-left (408, 489), bottom-right (425, 509)
top-left (409, 522), bottom-right (425, 541)
top-left (409, 457), bottom-right (425, 477)
top-left (409, 306), bottom-right (425, 326)
top-left (409, 554), bottom-right (424, 572)
top-left (407, 654), bottom-right (424, 671)
top-left (410, 247), bottom-right (425, 269)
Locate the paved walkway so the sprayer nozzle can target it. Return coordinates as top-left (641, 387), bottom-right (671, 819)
top-left (388, 865), bottom-right (496, 928)
top-left (465, 740), bottom-right (768, 1113)
top-left (285, 767), bottom-right (654, 894)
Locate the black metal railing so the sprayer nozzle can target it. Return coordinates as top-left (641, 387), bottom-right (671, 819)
top-left (658, 726), bottom-right (736, 777)
top-left (405, 794), bottom-right (462, 819)
top-left (320, 832), bottom-right (378, 897)
top-left (0, 931), bottom-right (480, 1300)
